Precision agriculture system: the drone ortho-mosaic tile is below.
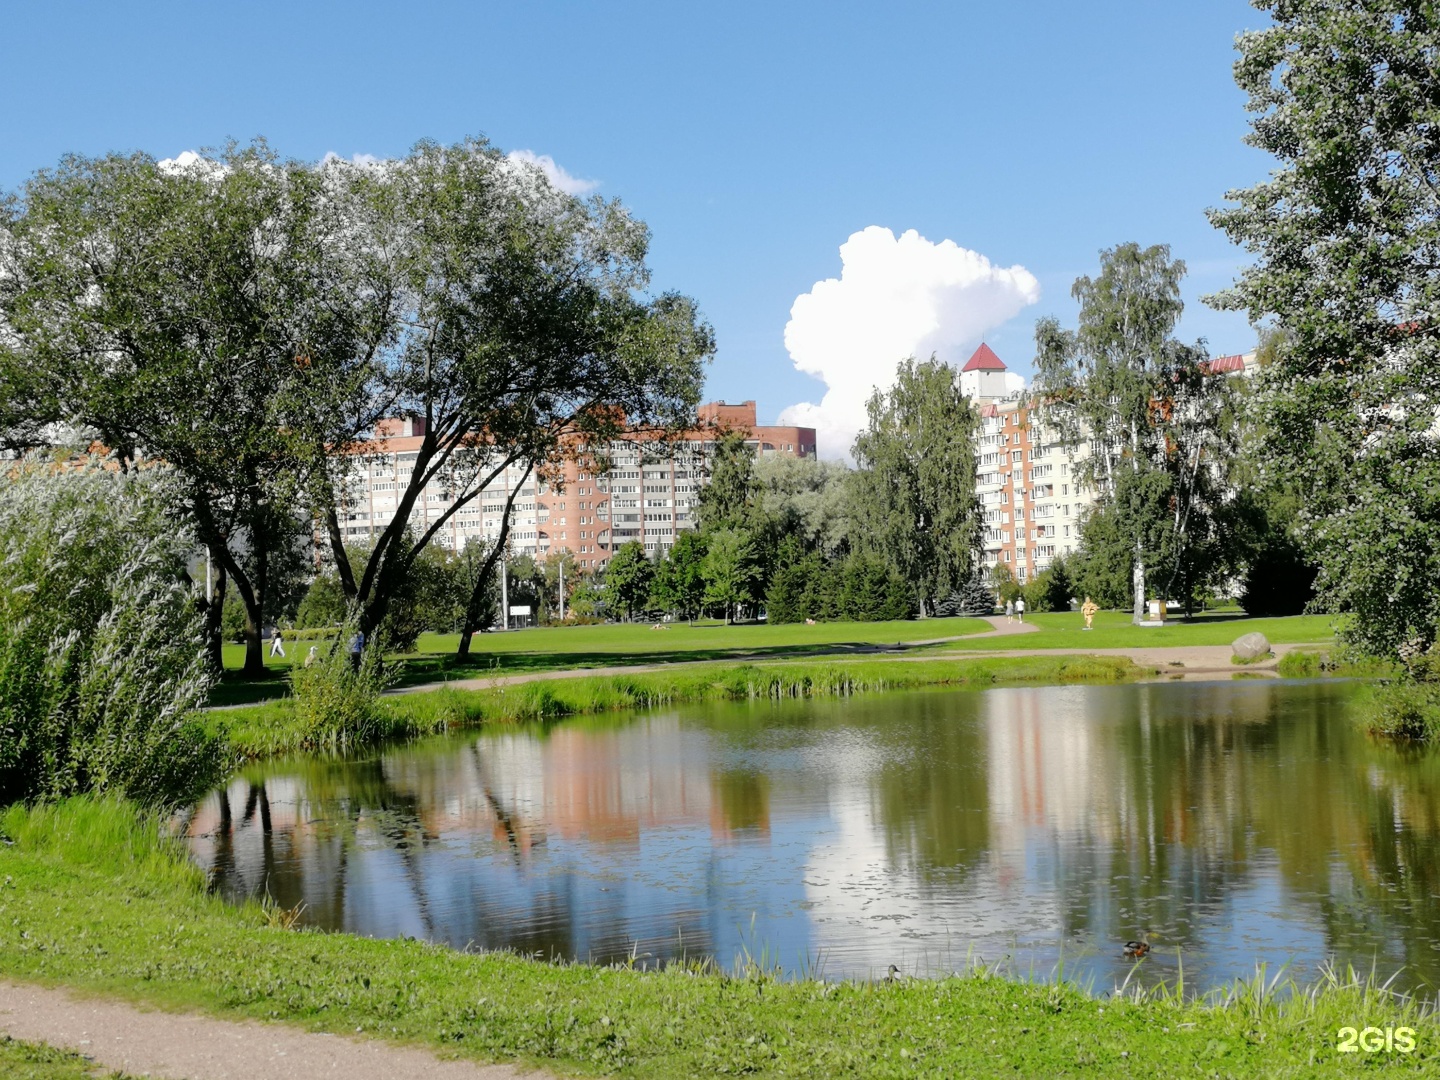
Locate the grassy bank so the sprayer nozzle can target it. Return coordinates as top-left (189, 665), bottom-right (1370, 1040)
top-left (209, 613), bottom-right (1339, 708)
top-left (2, 798), bottom-right (1436, 1078)
top-left (214, 654), bottom-right (1148, 759)
top-left (211, 616), bottom-right (995, 706)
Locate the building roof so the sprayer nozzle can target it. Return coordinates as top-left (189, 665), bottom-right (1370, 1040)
top-left (962, 343), bottom-right (1007, 372)
top-left (1206, 354), bottom-right (1246, 374)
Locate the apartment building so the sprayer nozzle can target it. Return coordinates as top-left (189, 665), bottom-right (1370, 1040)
top-left (963, 345), bottom-right (1258, 583)
top-left (338, 403), bottom-right (815, 570)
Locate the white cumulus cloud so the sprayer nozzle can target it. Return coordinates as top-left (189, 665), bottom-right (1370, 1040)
top-left (778, 226), bottom-right (1040, 459)
top-left (504, 149), bottom-right (599, 195)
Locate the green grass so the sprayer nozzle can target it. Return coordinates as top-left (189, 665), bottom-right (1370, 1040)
top-left (213, 653), bottom-right (1149, 759)
top-left (210, 617), bottom-right (995, 707)
top-left (933, 611), bottom-right (1339, 652)
top-left (3, 797), bottom-right (1437, 1078)
top-left (208, 613), bottom-right (1340, 709)
top-left (0, 1037), bottom-right (130, 1079)
top-left (1277, 648), bottom-right (1398, 679)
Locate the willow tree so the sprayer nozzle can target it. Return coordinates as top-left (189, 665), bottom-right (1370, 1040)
top-left (1208, 1), bottom-right (1440, 660)
top-left (850, 356), bottom-right (982, 616)
top-left (1032, 244), bottom-right (1232, 622)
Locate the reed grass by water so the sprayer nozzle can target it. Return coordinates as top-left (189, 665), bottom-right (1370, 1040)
top-left (215, 654), bottom-right (1146, 759)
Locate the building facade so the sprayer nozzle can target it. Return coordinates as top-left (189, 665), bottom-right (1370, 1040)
top-left (962, 345), bottom-right (1258, 584)
top-left (338, 402), bottom-right (815, 570)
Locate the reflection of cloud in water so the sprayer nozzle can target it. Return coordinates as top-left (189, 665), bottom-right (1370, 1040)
top-left (185, 681), bottom-right (1440, 991)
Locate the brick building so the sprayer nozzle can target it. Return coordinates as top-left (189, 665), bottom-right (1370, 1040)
top-left (339, 402), bottom-right (815, 570)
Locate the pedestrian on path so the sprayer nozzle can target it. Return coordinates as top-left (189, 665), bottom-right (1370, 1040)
top-left (269, 628), bottom-right (286, 659)
top-left (1016, 598), bottom-right (1026, 623)
top-left (349, 629), bottom-right (365, 672)
top-left (1005, 599), bottom-right (1014, 622)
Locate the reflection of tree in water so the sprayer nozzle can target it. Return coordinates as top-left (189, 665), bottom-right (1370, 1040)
top-left (1032, 682), bottom-right (1440, 988)
top-left (865, 694), bottom-right (991, 875)
top-left (710, 769), bottom-right (771, 837)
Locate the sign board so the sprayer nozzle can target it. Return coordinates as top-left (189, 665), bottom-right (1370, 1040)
top-left (509, 605), bottom-right (532, 616)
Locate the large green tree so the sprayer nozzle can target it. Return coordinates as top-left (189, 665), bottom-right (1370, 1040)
top-left (0, 143), bottom-right (375, 675)
top-left (602, 541), bottom-right (655, 621)
top-left (305, 140), bottom-right (713, 652)
top-left (849, 356), bottom-right (982, 616)
top-left (1208, 1), bottom-right (1440, 659)
top-left (701, 528), bottom-right (760, 624)
top-left (650, 530), bottom-right (708, 621)
top-left (1033, 244), bottom-right (1237, 621)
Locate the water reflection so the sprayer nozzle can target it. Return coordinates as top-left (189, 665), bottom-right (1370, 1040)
top-left (187, 681), bottom-right (1440, 991)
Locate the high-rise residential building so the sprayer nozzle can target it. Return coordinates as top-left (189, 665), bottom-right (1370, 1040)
top-left (962, 345), bottom-right (1258, 583)
top-left (337, 402), bottom-right (815, 570)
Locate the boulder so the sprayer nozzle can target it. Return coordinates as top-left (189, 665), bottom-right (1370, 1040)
top-left (1232, 631), bottom-right (1271, 661)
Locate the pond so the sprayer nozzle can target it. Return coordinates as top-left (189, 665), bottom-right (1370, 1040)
top-left (186, 679), bottom-right (1440, 993)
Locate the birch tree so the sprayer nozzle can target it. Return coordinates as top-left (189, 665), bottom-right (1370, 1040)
top-left (1033, 244), bottom-right (1232, 621)
top-left (1208, 0), bottom-right (1440, 660)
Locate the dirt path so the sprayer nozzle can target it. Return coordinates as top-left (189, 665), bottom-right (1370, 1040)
top-left (0, 982), bottom-right (554, 1080)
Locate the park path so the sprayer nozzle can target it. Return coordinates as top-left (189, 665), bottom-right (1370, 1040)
top-left (0, 982), bottom-right (556, 1080)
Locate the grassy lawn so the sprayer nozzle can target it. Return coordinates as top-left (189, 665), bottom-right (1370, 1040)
top-left (3, 797), bottom-right (1435, 1079)
top-left (932, 610), bottom-right (1339, 652)
top-left (210, 617), bottom-right (993, 707)
top-left (208, 612), bottom-right (1340, 709)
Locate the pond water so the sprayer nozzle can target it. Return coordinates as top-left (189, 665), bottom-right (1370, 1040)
top-left (186, 680), bottom-right (1440, 992)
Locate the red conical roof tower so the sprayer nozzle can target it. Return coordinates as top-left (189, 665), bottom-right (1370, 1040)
top-left (962, 343), bottom-right (1007, 372)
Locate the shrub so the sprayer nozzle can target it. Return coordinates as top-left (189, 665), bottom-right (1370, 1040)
top-left (1357, 681), bottom-right (1440, 741)
top-left (287, 619), bottom-right (397, 749)
top-left (0, 457), bottom-right (224, 806)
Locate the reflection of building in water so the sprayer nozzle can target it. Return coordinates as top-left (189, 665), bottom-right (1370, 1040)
top-left (984, 686), bottom-right (1112, 865)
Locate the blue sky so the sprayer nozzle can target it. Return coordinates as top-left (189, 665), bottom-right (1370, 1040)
top-left (1, 1), bottom-right (1271, 451)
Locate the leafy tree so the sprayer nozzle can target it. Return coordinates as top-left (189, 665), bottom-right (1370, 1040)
top-left (1033, 243), bottom-right (1238, 621)
top-left (701, 528), bottom-right (760, 624)
top-left (296, 572), bottom-right (348, 629)
top-left (1023, 556), bottom-right (1074, 613)
top-left (1208, 2), bottom-right (1440, 660)
top-left (850, 356), bottom-right (983, 615)
top-left (0, 143), bottom-right (378, 676)
top-left (305, 140), bottom-right (714, 653)
top-left (751, 454), bottom-right (854, 557)
top-left (603, 541), bottom-right (655, 621)
top-left (651, 530), bottom-right (708, 621)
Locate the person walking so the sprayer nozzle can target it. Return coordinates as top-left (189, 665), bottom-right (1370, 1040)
top-left (1016, 597), bottom-right (1026, 624)
top-left (269, 628), bottom-right (286, 659)
top-left (348, 629), bottom-right (365, 672)
top-left (1005, 599), bottom-right (1014, 622)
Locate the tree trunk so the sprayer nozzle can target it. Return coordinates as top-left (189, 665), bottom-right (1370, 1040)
top-left (202, 558), bottom-right (228, 675)
top-left (1132, 540), bottom-right (1146, 625)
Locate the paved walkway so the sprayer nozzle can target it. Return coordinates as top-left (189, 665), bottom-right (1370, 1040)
top-left (0, 982), bottom-right (552, 1080)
